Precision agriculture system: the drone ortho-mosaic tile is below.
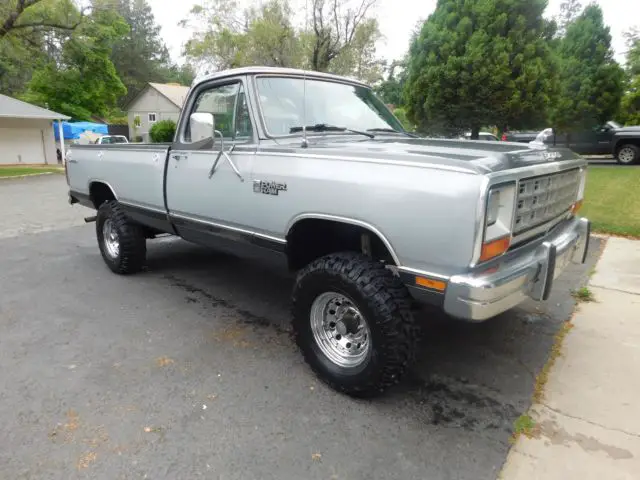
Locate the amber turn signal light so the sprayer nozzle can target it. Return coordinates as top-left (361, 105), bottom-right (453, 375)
top-left (480, 236), bottom-right (511, 262)
top-left (571, 200), bottom-right (583, 214)
top-left (415, 276), bottom-right (447, 292)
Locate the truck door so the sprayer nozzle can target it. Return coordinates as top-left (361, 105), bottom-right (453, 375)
top-left (166, 77), bottom-right (258, 247)
top-left (570, 125), bottom-right (612, 155)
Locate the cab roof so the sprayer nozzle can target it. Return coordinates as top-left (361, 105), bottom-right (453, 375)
top-left (192, 66), bottom-right (369, 89)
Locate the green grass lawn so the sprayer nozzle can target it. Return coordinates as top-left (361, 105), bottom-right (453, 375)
top-left (0, 166), bottom-right (63, 178)
top-left (581, 166), bottom-right (640, 237)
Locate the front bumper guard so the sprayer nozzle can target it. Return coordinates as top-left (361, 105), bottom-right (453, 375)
top-left (442, 217), bottom-right (591, 321)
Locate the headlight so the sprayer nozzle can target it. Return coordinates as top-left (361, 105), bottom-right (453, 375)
top-left (480, 183), bottom-right (516, 262)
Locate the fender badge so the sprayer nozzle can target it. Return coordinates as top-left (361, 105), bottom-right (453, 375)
top-left (253, 180), bottom-right (287, 196)
top-left (543, 151), bottom-right (562, 161)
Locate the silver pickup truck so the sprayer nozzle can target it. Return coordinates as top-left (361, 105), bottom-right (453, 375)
top-left (67, 66), bottom-right (590, 397)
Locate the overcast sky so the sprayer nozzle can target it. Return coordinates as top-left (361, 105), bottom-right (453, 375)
top-left (148, 0), bottom-right (639, 66)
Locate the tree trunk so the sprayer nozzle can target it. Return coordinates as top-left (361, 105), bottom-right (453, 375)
top-left (470, 126), bottom-right (480, 140)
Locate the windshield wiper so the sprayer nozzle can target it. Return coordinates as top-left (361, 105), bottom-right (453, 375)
top-left (367, 128), bottom-right (418, 138)
top-left (290, 123), bottom-right (375, 139)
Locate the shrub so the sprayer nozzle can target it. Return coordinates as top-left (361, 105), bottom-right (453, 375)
top-left (149, 120), bottom-right (176, 143)
top-left (393, 108), bottom-right (415, 132)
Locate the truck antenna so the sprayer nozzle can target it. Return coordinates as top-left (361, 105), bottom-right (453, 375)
top-left (301, 0), bottom-right (309, 149)
top-left (301, 69), bottom-right (308, 148)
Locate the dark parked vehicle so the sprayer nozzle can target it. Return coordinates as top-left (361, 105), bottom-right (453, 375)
top-left (505, 122), bottom-right (640, 165)
top-left (502, 131), bottom-right (539, 143)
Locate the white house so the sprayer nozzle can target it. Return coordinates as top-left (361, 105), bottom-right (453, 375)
top-left (0, 94), bottom-right (69, 165)
top-left (125, 83), bottom-right (189, 141)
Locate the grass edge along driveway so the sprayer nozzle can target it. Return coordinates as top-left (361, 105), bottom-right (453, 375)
top-left (581, 166), bottom-right (640, 238)
top-left (0, 166), bottom-right (63, 178)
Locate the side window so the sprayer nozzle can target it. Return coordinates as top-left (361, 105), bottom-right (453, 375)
top-left (234, 84), bottom-right (253, 141)
top-left (184, 81), bottom-right (254, 145)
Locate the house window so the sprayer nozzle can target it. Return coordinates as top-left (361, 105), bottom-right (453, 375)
top-left (148, 113), bottom-right (157, 123)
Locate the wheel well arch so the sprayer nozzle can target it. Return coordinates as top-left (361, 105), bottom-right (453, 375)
top-left (285, 216), bottom-right (399, 271)
top-left (89, 181), bottom-right (117, 209)
top-left (614, 138), bottom-right (640, 154)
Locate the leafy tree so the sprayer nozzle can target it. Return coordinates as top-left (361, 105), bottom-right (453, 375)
top-left (93, 0), bottom-right (186, 107)
top-left (624, 27), bottom-right (640, 77)
top-left (0, 0), bottom-right (82, 38)
top-left (0, 0), bottom-right (82, 96)
top-left (327, 17), bottom-right (385, 85)
top-left (309, 0), bottom-right (378, 73)
top-left (551, 4), bottom-right (625, 133)
top-left (21, 7), bottom-right (128, 119)
top-left (181, 0), bottom-right (383, 82)
top-left (375, 60), bottom-right (407, 106)
top-left (404, 0), bottom-right (557, 138)
top-left (163, 63), bottom-right (197, 86)
top-left (182, 0), bottom-right (290, 70)
top-left (149, 119), bottom-right (176, 142)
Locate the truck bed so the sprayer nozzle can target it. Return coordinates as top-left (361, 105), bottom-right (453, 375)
top-left (67, 143), bottom-right (172, 226)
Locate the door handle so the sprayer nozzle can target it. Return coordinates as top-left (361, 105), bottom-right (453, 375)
top-left (171, 153), bottom-right (186, 161)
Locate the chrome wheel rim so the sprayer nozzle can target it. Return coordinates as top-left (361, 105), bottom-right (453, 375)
top-left (102, 219), bottom-right (120, 259)
top-left (619, 147), bottom-right (635, 164)
top-left (310, 292), bottom-right (371, 368)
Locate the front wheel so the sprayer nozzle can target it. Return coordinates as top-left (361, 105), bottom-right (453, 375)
top-left (96, 201), bottom-right (146, 274)
top-left (616, 144), bottom-right (640, 165)
top-left (292, 252), bottom-right (419, 397)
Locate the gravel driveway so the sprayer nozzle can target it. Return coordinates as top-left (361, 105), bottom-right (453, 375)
top-left (0, 175), bottom-right (599, 480)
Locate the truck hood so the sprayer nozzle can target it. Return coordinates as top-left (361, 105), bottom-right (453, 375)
top-left (269, 136), bottom-right (583, 174)
top-left (615, 125), bottom-right (640, 133)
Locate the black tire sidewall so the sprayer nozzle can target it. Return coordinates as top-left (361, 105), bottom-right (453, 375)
top-left (95, 201), bottom-right (145, 274)
top-left (96, 202), bottom-right (123, 272)
top-left (617, 144), bottom-right (640, 165)
top-left (295, 272), bottom-right (379, 380)
top-left (293, 255), bottom-right (415, 396)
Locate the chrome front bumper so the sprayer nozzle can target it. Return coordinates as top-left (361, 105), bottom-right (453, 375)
top-left (443, 217), bottom-right (591, 321)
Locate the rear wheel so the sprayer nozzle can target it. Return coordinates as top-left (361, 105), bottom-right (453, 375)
top-left (616, 144), bottom-right (640, 165)
top-left (96, 201), bottom-right (146, 274)
top-left (292, 252), bottom-right (418, 397)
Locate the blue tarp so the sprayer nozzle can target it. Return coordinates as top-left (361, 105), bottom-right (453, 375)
top-left (54, 121), bottom-right (109, 140)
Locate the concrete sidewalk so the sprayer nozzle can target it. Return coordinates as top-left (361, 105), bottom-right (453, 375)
top-left (500, 236), bottom-right (640, 480)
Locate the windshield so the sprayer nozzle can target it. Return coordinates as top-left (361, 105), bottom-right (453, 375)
top-left (255, 76), bottom-right (404, 136)
top-left (607, 121), bottom-right (622, 129)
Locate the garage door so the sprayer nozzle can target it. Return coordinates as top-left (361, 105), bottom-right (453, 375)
top-left (0, 127), bottom-right (46, 165)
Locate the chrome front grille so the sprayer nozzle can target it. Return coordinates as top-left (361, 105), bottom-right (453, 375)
top-left (514, 169), bottom-right (580, 235)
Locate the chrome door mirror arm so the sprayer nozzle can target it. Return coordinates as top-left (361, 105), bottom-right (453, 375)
top-left (208, 131), bottom-right (243, 182)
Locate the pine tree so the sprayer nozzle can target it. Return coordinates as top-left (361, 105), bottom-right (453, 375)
top-left (552, 4), bottom-right (625, 132)
top-left (404, 0), bottom-right (556, 138)
top-left (556, 0), bottom-right (582, 37)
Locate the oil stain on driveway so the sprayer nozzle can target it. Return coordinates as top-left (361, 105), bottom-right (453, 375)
top-left (0, 176), bottom-right (600, 479)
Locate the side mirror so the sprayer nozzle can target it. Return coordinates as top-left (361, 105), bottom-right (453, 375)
top-left (189, 112), bottom-right (215, 143)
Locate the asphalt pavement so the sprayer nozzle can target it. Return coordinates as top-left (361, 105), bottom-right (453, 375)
top-left (0, 175), bottom-right (600, 480)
